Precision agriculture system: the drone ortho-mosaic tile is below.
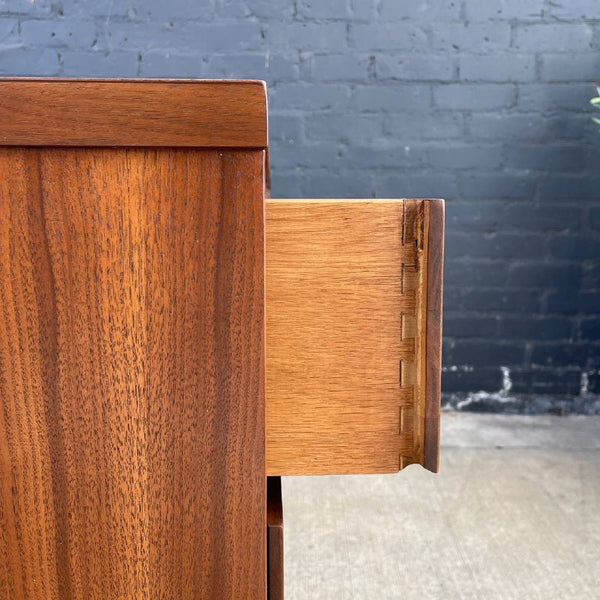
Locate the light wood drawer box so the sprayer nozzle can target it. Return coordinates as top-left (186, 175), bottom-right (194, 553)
top-left (265, 198), bottom-right (444, 476)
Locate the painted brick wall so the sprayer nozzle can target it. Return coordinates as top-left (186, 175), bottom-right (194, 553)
top-left (1, 0), bottom-right (599, 411)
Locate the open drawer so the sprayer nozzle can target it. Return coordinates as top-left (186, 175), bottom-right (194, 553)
top-left (265, 199), bottom-right (444, 476)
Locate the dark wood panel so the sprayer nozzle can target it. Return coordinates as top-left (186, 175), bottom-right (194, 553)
top-left (0, 79), bottom-right (267, 148)
top-left (0, 147), bottom-right (265, 599)
top-left (267, 477), bottom-right (284, 600)
top-left (424, 199), bottom-right (444, 473)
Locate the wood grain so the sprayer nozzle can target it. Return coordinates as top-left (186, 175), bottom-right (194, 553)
top-left (424, 200), bottom-right (445, 473)
top-left (265, 199), bottom-right (443, 475)
top-left (0, 79), bottom-right (267, 148)
top-left (0, 147), bottom-right (265, 599)
top-left (267, 477), bottom-right (284, 600)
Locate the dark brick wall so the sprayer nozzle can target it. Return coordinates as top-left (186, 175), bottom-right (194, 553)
top-left (1, 0), bottom-right (599, 410)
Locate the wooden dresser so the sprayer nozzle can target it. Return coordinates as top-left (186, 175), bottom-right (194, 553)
top-left (0, 78), bottom-right (444, 600)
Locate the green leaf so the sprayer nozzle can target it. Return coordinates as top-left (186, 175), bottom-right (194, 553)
top-left (591, 97), bottom-right (600, 107)
top-left (593, 116), bottom-right (600, 125)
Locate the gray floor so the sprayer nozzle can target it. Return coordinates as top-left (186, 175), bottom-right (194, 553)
top-left (283, 413), bottom-right (600, 599)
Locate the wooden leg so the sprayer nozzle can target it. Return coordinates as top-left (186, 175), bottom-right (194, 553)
top-left (267, 477), bottom-right (284, 600)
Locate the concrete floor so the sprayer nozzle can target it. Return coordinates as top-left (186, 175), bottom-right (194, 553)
top-left (282, 413), bottom-right (600, 599)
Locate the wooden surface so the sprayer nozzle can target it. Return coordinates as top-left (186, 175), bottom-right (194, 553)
top-left (0, 147), bottom-right (265, 599)
top-left (267, 477), bottom-right (284, 600)
top-left (0, 79), bottom-right (267, 148)
top-left (265, 199), bottom-right (443, 475)
top-left (424, 200), bottom-right (445, 472)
